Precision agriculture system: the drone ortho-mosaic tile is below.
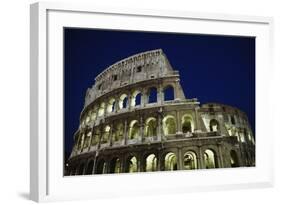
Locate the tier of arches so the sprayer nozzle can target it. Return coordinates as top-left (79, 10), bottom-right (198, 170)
top-left (80, 85), bottom-right (176, 127)
top-left (75, 113), bottom-right (199, 152)
top-left (69, 148), bottom-right (241, 175)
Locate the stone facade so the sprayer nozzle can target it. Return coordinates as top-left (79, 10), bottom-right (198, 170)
top-left (66, 49), bottom-right (255, 175)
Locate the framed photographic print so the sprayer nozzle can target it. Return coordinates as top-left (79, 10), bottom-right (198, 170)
top-left (30, 2), bottom-right (274, 202)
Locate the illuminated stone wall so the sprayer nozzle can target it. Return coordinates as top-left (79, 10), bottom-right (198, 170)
top-left (66, 49), bottom-right (255, 175)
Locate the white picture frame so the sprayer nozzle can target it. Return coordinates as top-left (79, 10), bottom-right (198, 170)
top-left (30, 2), bottom-right (274, 202)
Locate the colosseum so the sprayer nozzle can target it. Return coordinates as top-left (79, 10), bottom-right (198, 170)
top-left (66, 49), bottom-right (255, 176)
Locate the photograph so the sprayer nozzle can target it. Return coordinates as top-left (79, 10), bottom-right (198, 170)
top-left (63, 28), bottom-right (256, 176)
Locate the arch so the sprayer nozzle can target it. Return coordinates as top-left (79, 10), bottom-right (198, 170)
top-left (230, 150), bottom-right (239, 167)
top-left (119, 94), bottom-right (128, 109)
top-left (85, 160), bottom-right (94, 175)
top-left (129, 120), bottom-right (139, 140)
top-left (145, 117), bottom-right (157, 137)
top-left (77, 163), bottom-right (85, 175)
top-left (163, 115), bottom-right (176, 135)
top-left (107, 98), bottom-right (116, 113)
top-left (182, 115), bottom-right (194, 133)
top-left (131, 90), bottom-right (142, 107)
top-left (109, 158), bottom-right (121, 173)
top-left (204, 149), bottom-right (217, 169)
top-left (209, 119), bottom-right (220, 132)
top-left (98, 102), bottom-right (105, 117)
top-left (96, 159), bottom-right (106, 174)
top-left (183, 151), bottom-right (197, 170)
top-left (125, 156), bottom-right (138, 173)
top-left (164, 152), bottom-right (177, 171)
top-left (164, 85), bottom-right (174, 101)
top-left (148, 87), bottom-right (157, 103)
top-left (101, 125), bottom-right (110, 144)
top-left (145, 154), bottom-right (157, 172)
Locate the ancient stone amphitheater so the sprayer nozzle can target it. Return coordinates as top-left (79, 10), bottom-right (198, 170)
top-left (66, 49), bottom-right (255, 176)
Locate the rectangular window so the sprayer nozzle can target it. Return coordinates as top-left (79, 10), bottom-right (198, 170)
top-left (113, 75), bottom-right (118, 81)
top-left (136, 66), bottom-right (142, 72)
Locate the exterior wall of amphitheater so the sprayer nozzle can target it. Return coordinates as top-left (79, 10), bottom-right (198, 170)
top-left (66, 49), bottom-right (255, 176)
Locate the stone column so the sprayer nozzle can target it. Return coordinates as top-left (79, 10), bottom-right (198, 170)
top-left (115, 95), bottom-right (120, 113)
top-left (103, 102), bottom-right (108, 118)
top-left (177, 148), bottom-right (183, 170)
top-left (217, 143), bottom-right (224, 168)
top-left (176, 110), bottom-right (182, 134)
top-left (198, 146), bottom-right (204, 169)
top-left (140, 116), bottom-right (144, 142)
top-left (174, 80), bottom-right (181, 100)
top-left (109, 123), bottom-right (113, 146)
top-left (123, 119), bottom-right (128, 145)
top-left (88, 127), bottom-right (94, 151)
top-left (137, 155), bottom-right (142, 172)
top-left (157, 111), bottom-right (163, 141)
top-left (97, 126), bottom-right (102, 149)
top-left (118, 156), bottom-right (123, 173)
top-left (81, 131), bottom-right (86, 152)
top-left (141, 89), bottom-right (148, 107)
top-left (92, 151), bottom-right (98, 174)
top-left (157, 85), bottom-right (163, 105)
top-left (127, 93), bottom-right (131, 110)
top-left (157, 151), bottom-right (161, 171)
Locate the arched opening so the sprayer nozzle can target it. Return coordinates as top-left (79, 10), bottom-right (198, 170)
top-left (182, 115), bottom-right (193, 133)
top-left (145, 117), bottom-right (157, 137)
top-left (131, 90), bottom-right (142, 107)
top-left (107, 98), bottom-right (116, 113)
top-left (113, 123), bottom-right (124, 142)
top-left (125, 156), bottom-right (137, 173)
top-left (145, 154), bottom-right (157, 172)
top-left (164, 152), bottom-right (177, 171)
top-left (129, 120), bottom-right (139, 140)
top-left (93, 128), bottom-right (100, 145)
top-left (163, 115), bottom-right (176, 135)
top-left (101, 125), bottom-right (110, 144)
top-left (85, 160), bottom-right (94, 175)
top-left (164, 85), bottom-right (174, 101)
top-left (209, 119), bottom-right (220, 132)
top-left (96, 159), bottom-right (106, 174)
top-left (204, 149), bottom-right (217, 169)
top-left (148, 87), bottom-right (157, 103)
top-left (77, 163), bottom-right (85, 175)
top-left (230, 150), bottom-right (239, 167)
top-left (183, 151), bottom-right (197, 170)
top-left (119, 94), bottom-right (128, 109)
top-left (84, 130), bottom-right (91, 148)
top-left (98, 102), bottom-right (105, 117)
top-left (109, 158), bottom-right (121, 173)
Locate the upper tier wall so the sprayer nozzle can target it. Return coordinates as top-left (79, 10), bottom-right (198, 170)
top-left (84, 49), bottom-right (177, 107)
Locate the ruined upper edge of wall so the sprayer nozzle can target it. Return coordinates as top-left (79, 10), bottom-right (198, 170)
top-left (84, 49), bottom-right (179, 107)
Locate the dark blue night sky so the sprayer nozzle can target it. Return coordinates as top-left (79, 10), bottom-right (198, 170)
top-left (64, 28), bottom-right (255, 156)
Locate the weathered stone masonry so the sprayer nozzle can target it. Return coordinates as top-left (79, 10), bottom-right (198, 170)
top-left (66, 49), bottom-right (255, 175)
